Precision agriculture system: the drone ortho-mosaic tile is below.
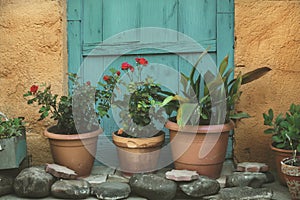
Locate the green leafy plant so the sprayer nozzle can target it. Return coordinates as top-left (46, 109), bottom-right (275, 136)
top-left (162, 50), bottom-right (271, 127)
top-left (98, 57), bottom-right (168, 138)
top-left (0, 113), bottom-right (25, 139)
top-left (263, 103), bottom-right (300, 153)
top-left (24, 73), bottom-right (100, 134)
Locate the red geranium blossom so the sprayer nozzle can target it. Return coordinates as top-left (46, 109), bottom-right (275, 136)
top-left (86, 81), bottom-right (91, 86)
top-left (103, 75), bottom-right (110, 82)
top-left (129, 66), bottom-right (134, 72)
top-left (30, 85), bottom-right (38, 94)
top-left (121, 62), bottom-right (132, 70)
top-left (135, 57), bottom-right (148, 66)
top-left (116, 71), bottom-right (121, 76)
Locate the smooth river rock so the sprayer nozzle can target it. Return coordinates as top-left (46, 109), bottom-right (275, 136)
top-left (129, 174), bottom-right (177, 200)
top-left (13, 167), bottom-right (55, 198)
top-left (179, 176), bottom-right (220, 197)
top-left (91, 182), bottom-right (131, 200)
top-left (51, 179), bottom-right (91, 199)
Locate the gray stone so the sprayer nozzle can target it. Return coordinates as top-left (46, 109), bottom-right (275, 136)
top-left (179, 176), bottom-right (220, 197)
top-left (129, 174), bottom-right (177, 200)
top-left (51, 179), bottom-right (90, 199)
top-left (165, 169), bottom-right (199, 181)
top-left (91, 166), bottom-right (116, 175)
top-left (226, 172), bottom-right (269, 188)
top-left (84, 174), bottom-right (107, 185)
top-left (125, 197), bottom-right (147, 200)
top-left (236, 162), bottom-right (268, 172)
top-left (107, 174), bottom-right (129, 183)
top-left (203, 186), bottom-right (273, 200)
top-left (45, 163), bottom-right (77, 179)
top-left (92, 182), bottom-right (131, 200)
top-left (13, 167), bottom-right (55, 198)
top-left (264, 171), bottom-right (275, 183)
top-left (0, 175), bottom-right (13, 196)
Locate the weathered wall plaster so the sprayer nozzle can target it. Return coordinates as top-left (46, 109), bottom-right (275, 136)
top-left (0, 0), bottom-right (67, 165)
top-left (234, 0), bottom-right (300, 169)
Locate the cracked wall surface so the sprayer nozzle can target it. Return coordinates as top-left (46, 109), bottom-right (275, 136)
top-left (0, 0), bottom-right (299, 168)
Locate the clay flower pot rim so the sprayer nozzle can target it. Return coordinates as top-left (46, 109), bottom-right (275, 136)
top-left (112, 131), bottom-right (165, 148)
top-left (44, 126), bottom-right (102, 140)
top-left (281, 156), bottom-right (300, 177)
top-left (269, 143), bottom-right (295, 154)
top-left (281, 156), bottom-right (300, 165)
top-left (165, 120), bottom-right (234, 133)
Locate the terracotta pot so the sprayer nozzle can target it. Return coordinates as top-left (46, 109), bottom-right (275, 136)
top-left (165, 120), bottom-right (234, 179)
top-left (270, 143), bottom-right (294, 185)
top-left (44, 127), bottom-right (102, 177)
top-left (281, 157), bottom-right (300, 200)
top-left (112, 131), bottom-right (165, 176)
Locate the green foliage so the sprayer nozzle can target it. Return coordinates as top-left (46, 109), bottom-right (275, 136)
top-left (263, 103), bottom-right (300, 153)
top-left (98, 58), bottom-right (168, 138)
top-left (0, 115), bottom-right (25, 139)
top-left (24, 73), bottom-right (100, 134)
top-left (162, 51), bottom-right (271, 127)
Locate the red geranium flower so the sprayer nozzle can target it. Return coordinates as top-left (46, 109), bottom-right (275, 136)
top-left (103, 75), bottom-right (110, 82)
top-left (121, 62), bottom-right (132, 70)
top-left (135, 57), bottom-right (148, 66)
top-left (116, 71), bottom-right (121, 76)
top-left (129, 66), bottom-right (134, 72)
top-left (30, 85), bottom-right (38, 94)
top-left (86, 81), bottom-right (91, 86)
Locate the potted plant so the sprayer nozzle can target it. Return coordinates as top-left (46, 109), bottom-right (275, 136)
top-left (24, 73), bottom-right (102, 177)
top-left (0, 112), bottom-right (27, 170)
top-left (281, 135), bottom-right (300, 200)
top-left (162, 51), bottom-right (271, 179)
top-left (98, 58), bottom-right (168, 176)
top-left (263, 103), bottom-right (300, 185)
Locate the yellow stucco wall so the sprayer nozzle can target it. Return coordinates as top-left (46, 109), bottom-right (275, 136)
top-left (0, 0), bottom-right (299, 167)
top-left (0, 0), bottom-right (67, 165)
top-left (234, 0), bottom-right (300, 168)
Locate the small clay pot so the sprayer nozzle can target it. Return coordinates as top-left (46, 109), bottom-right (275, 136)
top-left (281, 157), bottom-right (300, 200)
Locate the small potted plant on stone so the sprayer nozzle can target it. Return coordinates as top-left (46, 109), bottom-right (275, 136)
top-left (98, 57), bottom-right (169, 175)
top-left (0, 112), bottom-right (26, 170)
top-left (273, 104), bottom-right (300, 199)
top-left (24, 73), bottom-right (102, 177)
top-left (281, 136), bottom-right (300, 199)
top-left (263, 103), bottom-right (300, 185)
top-left (162, 51), bottom-right (271, 179)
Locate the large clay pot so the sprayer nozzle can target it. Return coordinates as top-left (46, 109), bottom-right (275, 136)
top-left (281, 157), bottom-right (300, 200)
top-left (112, 131), bottom-right (165, 176)
top-left (165, 120), bottom-right (234, 179)
top-left (270, 143), bottom-right (294, 185)
top-left (44, 127), bottom-right (102, 177)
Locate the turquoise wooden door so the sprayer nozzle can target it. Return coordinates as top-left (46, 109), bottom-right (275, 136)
top-left (67, 0), bottom-right (234, 158)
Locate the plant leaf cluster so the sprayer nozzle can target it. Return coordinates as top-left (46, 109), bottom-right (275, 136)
top-left (263, 103), bottom-right (300, 153)
top-left (24, 73), bottom-right (100, 134)
top-left (98, 59), bottom-right (168, 138)
top-left (162, 51), bottom-right (271, 127)
top-left (0, 115), bottom-right (25, 139)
